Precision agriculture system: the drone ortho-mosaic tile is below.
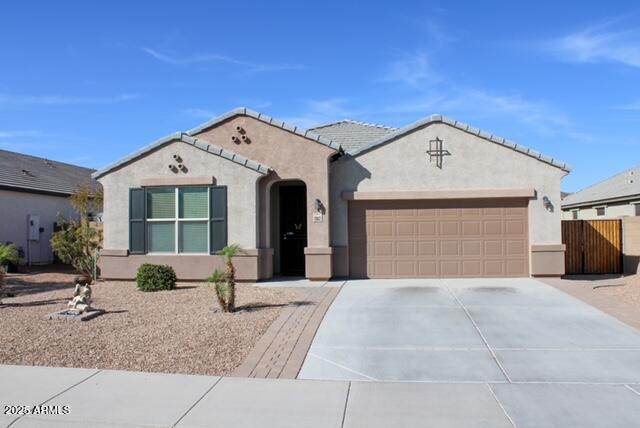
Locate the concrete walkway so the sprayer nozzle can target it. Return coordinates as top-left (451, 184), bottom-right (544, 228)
top-left (3, 364), bottom-right (640, 427)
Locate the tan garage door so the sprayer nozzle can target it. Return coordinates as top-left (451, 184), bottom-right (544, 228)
top-left (348, 199), bottom-right (529, 278)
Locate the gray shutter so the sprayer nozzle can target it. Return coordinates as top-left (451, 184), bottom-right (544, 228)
top-left (210, 186), bottom-right (227, 253)
top-left (129, 188), bottom-right (146, 254)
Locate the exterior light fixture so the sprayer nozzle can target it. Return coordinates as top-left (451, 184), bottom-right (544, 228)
top-left (542, 196), bottom-right (554, 212)
top-left (315, 198), bottom-right (322, 211)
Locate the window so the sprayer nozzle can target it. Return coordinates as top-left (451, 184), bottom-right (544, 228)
top-left (635, 204), bottom-right (640, 217)
top-left (129, 186), bottom-right (227, 254)
top-left (596, 207), bottom-right (605, 217)
top-left (142, 187), bottom-right (211, 254)
top-left (572, 210), bottom-right (578, 220)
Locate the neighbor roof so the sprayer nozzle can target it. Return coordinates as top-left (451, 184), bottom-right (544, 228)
top-left (0, 149), bottom-right (97, 196)
top-left (310, 120), bottom-right (397, 153)
top-left (562, 164), bottom-right (640, 208)
top-left (324, 114), bottom-right (571, 172)
top-left (92, 132), bottom-right (272, 179)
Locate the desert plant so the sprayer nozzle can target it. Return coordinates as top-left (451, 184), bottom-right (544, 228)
top-left (0, 243), bottom-right (19, 271)
top-left (51, 222), bottom-right (101, 281)
top-left (207, 244), bottom-right (244, 312)
top-left (136, 264), bottom-right (177, 292)
top-left (51, 185), bottom-right (103, 282)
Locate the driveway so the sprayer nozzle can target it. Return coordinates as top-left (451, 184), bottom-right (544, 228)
top-left (299, 278), bottom-right (640, 426)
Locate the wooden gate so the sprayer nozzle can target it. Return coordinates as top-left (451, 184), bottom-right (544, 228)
top-left (561, 220), bottom-right (622, 274)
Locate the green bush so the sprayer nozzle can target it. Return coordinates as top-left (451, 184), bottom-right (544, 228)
top-left (136, 264), bottom-right (177, 292)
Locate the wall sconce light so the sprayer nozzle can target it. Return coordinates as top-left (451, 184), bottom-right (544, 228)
top-left (173, 154), bottom-right (182, 162)
top-left (542, 196), bottom-right (554, 212)
top-left (315, 198), bottom-right (322, 212)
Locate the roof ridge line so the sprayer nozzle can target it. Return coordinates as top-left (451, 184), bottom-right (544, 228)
top-left (342, 119), bottom-right (398, 130)
top-left (348, 113), bottom-right (571, 173)
top-left (563, 163), bottom-right (640, 201)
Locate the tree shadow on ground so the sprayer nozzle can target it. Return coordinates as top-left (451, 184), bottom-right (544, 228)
top-left (0, 297), bottom-right (68, 308)
top-left (3, 280), bottom-right (74, 297)
top-left (235, 300), bottom-right (314, 312)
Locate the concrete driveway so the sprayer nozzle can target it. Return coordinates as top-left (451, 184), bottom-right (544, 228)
top-left (299, 278), bottom-right (640, 426)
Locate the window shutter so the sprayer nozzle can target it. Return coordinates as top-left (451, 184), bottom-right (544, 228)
top-left (210, 186), bottom-right (227, 253)
top-left (129, 188), bottom-right (146, 254)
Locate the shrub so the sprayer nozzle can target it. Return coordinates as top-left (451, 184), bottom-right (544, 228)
top-left (0, 243), bottom-right (19, 271)
top-left (136, 264), bottom-right (177, 292)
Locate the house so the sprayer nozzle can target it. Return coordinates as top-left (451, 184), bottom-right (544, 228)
top-left (0, 149), bottom-right (98, 265)
top-left (93, 108), bottom-right (570, 281)
top-left (561, 165), bottom-right (640, 220)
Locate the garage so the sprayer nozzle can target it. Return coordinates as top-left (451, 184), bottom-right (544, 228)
top-left (348, 199), bottom-right (529, 278)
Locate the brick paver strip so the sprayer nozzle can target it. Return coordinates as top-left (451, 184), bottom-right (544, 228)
top-left (233, 284), bottom-right (343, 379)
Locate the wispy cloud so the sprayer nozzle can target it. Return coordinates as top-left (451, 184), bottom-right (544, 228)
top-left (281, 98), bottom-right (355, 129)
top-left (0, 130), bottom-right (50, 138)
top-left (0, 93), bottom-right (139, 106)
top-left (182, 108), bottom-right (218, 120)
top-left (381, 51), bottom-right (441, 86)
top-left (610, 100), bottom-right (640, 111)
top-left (544, 19), bottom-right (640, 68)
top-left (142, 47), bottom-right (305, 73)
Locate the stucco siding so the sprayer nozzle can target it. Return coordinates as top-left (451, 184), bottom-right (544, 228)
top-left (562, 202), bottom-right (639, 220)
top-left (330, 123), bottom-right (566, 250)
top-left (99, 140), bottom-right (262, 251)
top-left (0, 189), bottom-right (78, 264)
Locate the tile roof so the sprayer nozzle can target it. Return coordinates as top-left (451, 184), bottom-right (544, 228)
top-left (92, 133), bottom-right (272, 179)
top-left (312, 115), bottom-right (570, 173)
top-left (0, 149), bottom-right (97, 196)
top-left (94, 107), bottom-right (341, 179)
top-left (562, 164), bottom-right (640, 208)
top-left (310, 120), bottom-right (397, 153)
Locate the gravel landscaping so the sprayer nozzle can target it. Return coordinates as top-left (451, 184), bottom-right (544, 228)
top-left (0, 269), bottom-right (297, 376)
top-left (592, 274), bottom-right (640, 305)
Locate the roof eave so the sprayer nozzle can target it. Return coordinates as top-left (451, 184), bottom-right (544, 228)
top-left (349, 114), bottom-right (572, 173)
top-left (92, 132), bottom-right (272, 179)
top-left (562, 193), bottom-right (640, 209)
top-left (185, 107), bottom-right (342, 152)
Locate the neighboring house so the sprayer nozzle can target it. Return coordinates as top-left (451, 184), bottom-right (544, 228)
top-left (561, 165), bottom-right (640, 220)
top-left (0, 149), bottom-right (97, 265)
top-left (94, 108), bottom-right (570, 281)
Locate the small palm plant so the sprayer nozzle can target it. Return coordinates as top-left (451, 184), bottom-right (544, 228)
top-left (207, 244), bottom-right (244, 312)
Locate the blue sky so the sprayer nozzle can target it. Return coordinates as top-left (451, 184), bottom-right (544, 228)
top-left (1, 1), bottom-right (639, 192)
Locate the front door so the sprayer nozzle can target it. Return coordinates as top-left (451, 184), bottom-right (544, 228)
top-left (279, 185), bottom-right (307, 275)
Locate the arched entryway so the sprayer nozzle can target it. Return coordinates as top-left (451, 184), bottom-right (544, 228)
top-left (270, 180), bottom-right (307, 276)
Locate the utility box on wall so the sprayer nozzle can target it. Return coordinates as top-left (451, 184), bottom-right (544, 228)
top-left (28, 215), bottom-right (40, 241)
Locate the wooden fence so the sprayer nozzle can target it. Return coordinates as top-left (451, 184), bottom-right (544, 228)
top-left (561, 220), bottom-right (622, 274)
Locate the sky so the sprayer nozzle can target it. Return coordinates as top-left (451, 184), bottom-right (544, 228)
top-left (0, 1), bottom-right (639, 192)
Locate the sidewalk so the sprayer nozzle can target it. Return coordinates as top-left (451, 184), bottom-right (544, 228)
top-left (3, 364), bottom-right (640, 427)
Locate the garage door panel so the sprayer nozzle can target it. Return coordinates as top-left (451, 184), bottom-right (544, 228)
top-left (348, 199), bottom-right (529, 278)
top-left (462, 241), bottom-right (482, 257)
top-left (439, 221), bottom-right (460, 236)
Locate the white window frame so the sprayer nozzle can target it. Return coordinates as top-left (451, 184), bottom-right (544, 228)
top-left (571, 209), bottom-right (579, 220)
top-left (146, 187), bottom-right (210, 255)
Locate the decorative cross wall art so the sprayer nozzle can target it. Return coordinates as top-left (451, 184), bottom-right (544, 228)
top-left (426, 137), bottom-right (451, 169)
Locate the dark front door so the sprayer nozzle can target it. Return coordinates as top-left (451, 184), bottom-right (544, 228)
top-left (280, 185), bottom-right (307, 275)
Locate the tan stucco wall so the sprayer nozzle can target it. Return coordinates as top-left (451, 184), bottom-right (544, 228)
top-left (0, 189), bottom-right (78, 264)
top-left (623, 216), bottom-right (640, 275)
top-left (98, 140), bottom-right (263, 251)
top-left (562, 202), bottom-right (639, 220)
top-left (330, 123), bottom-right (567, 275)
top-left (193, 116), bottom-right (335, 249)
